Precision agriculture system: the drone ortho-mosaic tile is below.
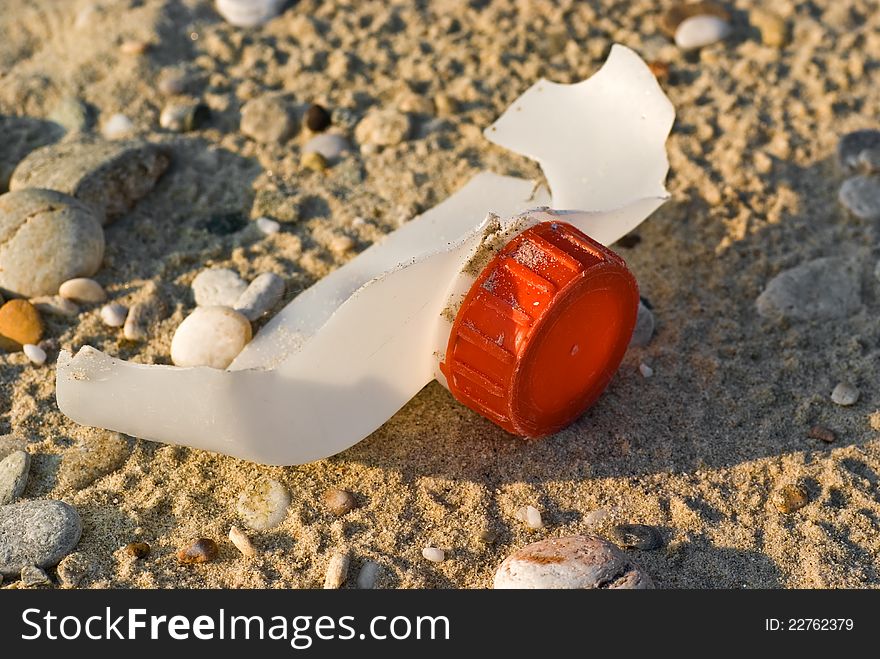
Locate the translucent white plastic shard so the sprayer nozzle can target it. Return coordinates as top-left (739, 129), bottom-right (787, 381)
top-left (55, 45), bottom-right (675, 465)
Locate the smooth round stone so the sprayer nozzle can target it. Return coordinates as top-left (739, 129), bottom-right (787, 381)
top-left (674, 15), bottom-right (731, 50)
top-left (177, 538), bottom-right (219, 564)
top-left (838, 130), bottom-right (880, 172)
top-left (255, 216), bottom-right (281, 235)
top-left (629, 300), bottom-right (655, 347)
top-left (322, 488), bottom-right (356, 516)
top-left (0, 189), bottom-right (104, 298)
top-left (756, 257), bottom-right (861, 321)
top-left (0, 450), bottom-right (30, 505)
top-left (101, 113), bottom-right (134, 140)
top-left (303, 133), bottom-right (352, 162)
top-left (23, 344), bottom-right (47, 366)
top-left (0, 500), bottom-right (82, 577)
top-left (236, 478), bottom-right (290, 531)
top-left (356, 560), bottom-right (380, 589)
top-left (422, 547), bottom-right (445, 562)
top-left (0, 299), bottom-right (44, 352)
top-left (355, 109), bottom-right (411, 146)
top-left (609, 523), bottom-right (663, 550)
top-left (59, 277), bottom-right (106, 304)
top-left (192, 268), bottom-right (248, 307)
top-left (831, 382), bottom-right (859, 406)
top-left (100, 302), bottom-right (128, 327)
top-left (215, 0), bottom-right (286, 27)
top-left (9, 139), bottom-right (171, 226)
top-left (305, 104), bottom-right (332, 133)
top-left (233, 272), bottom-right (285, 321)
top-left (240, 94), bottom-right (297, 143)
top-left (49, 96), bottom-right (93, 134)
top-left (493, 535), bottom-right (654, 589)
top-left (839, 175), bottom-right (880, 221)
top-left (170, 306), bottom-right (252, 369)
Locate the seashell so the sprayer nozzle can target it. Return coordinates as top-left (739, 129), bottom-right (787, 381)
top-left (215, 0), bottom-right (287, 28)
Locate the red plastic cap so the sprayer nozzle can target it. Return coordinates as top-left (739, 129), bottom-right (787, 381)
top-left (440, 221), bottom-right (638, 437)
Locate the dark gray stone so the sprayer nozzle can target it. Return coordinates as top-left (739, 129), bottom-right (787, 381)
top-left (0, 500), bottom-right (82, 577)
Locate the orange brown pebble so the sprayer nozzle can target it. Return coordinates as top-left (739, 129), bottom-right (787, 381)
top-left (176, 538), bottom-right (219, 564)
top-left (0, 299), bottom-right (44, 352)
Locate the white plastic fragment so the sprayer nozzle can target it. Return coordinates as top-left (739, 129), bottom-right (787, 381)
top-left (56, 45), bottom-right (675, 465)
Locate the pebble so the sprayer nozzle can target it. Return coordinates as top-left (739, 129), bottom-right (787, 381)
top-left (0, 189), bottom-right (104, 297)
top-left (322, 488), bottom-right (356, 516)
top-left (838, 130), bottom-right (880, 173)
top-left (124, 542), bottom-right (151, 559)
top-left (660, 1), bottom-right (729, 36)
top-left (23, 344), bottom-right (47, 366)
top-left (0, 450), bottom-right (30, 505)
top-left (356, 560), bottom-right (380, 589)
top-left (303, 133), bottom-right (352, 162)
top-left (301, 151), bottom-right (328, 172)
top-left (807, 425), bottom-right (836, 443)
top-left (422, 547), bottom-right (445, 563)
top-left (236, 478), bottom-right (290, 531)
top-left (215, 0), bottom-right (285, 27)
top-left (756, 257), bottom-right (861, 321)
top-left (160, 102), bottom-right (210, 132)
top-left (255, 216), bottom-right (281, 235)
top-left (773, 484), bottom-right (809, 514)
top-left (0, 500), bottom-right (82, 577)
top-left (177, 538), bottom-right (219, 564)
top-left (831, 382), bottom-right (859, 406)
top-left (171, 306), bottom-right (252, 369)
top-left (305, 104), bottom-right (332, 132)
top-left (56, 552), bottom-right (96, 587)
top-left (839, 175), bottom-right (880, 221)
top-left (355, 108), bottom-right (411, 147)
top-left (750, 8), bottom-right (788, 48)
top-left (323, 552), bottom-right (350, 589)
top-left (0, 300), bottom-right (44, 352)
top-left (609, 523), bottom-right (663, 550)
top-left (30, 296), bottom-right (80, 318)
top-left (240, 94), bottom-right (297, 143)
top-left (675, 15), bottom-right (731, 50)
top-left (233, 272), bottom-right (285, 321)
top-left (158, 68), bottom-right (192, 96)
top-left (228, 526), bottom-right (257, 557)
top-left (639, 363), bottom-right (654, 378)
top-left (9, 139), bottom-right (171, 226)
top-left (515, 505), bottom-right (544, 530)
top-left (192, 268), bottom-right (248, 307)
top-left (59, 277), bottom-right (106, 304)
top-left (493, 535), bottom-right (654, 589)
top-left (21, 565), bottom-right (52, 587)
top-left (49, 96), bottom-right (92, 134)
top-left (629, 300), bottom-right (655, 347)
top-left (57, 432), bottom-right (131, 490)
top-left (101, 113), bottom-right (135, 139)
top-left (100, 302), bottom-right (128, 327)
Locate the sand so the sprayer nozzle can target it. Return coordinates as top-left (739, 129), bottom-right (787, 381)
top-left (1, 0), bottom-right (880, 589)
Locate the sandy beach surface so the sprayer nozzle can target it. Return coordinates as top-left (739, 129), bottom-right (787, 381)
top-left (2, 0), bottom-right (880, 589)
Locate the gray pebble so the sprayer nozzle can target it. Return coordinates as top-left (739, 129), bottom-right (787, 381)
top-left (20, 565), bottom-right (52, 587)
top-left (56, 552), bottom-right (96, 588)
top-left (0, 189), bottom-right (104, 298)
top-left (831, 382), bottom-right (859, 406)
top-left (233, 272), bottom-right (285, 321)
top-left (356, 560), bottom-right (381, 589)
top-left (629, 300), bottom-right (655, 348)
top-left (49, 96), bottom-right (93, 134)
top-left (756, 257), bottom-right (861, 321)
top-left (494, 535), bottom-right (653, 589)
top-left (838, 130), bottom-right (880, 173)
top-left (609, 523), bottom-right (663, 550)
top-left (0, 500), bottom-right (82, 577)
top-left (9, 139), bottom-right (171, 225)
top-left (192, 268), bottom-right (248, 307)
top-left (0, 450), bottom-right (30, 505)
top-left (303, 133), bottom-right (352, 162)
top-left (839, 175), bottom-right (880, 221)
top-left (240, 94), bottom-right (297, 144)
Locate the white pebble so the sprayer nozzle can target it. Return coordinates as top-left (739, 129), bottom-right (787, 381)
top-left (192, 268), bottom-right (248, 307)
top-left (228, 525), bottom-right (258, 557)
top-left (170, 306), bottom-right (252, 369)
top-left (100, 303), bottom-right (128, 328)
top-left (101, 113), bottom-right (134, 139)
top-left (23, 344), bottom-right (47, 366)
top-left (215, 0), bottom-right (285, 27)
top-left (303, 133), bottom-right (352, 162)
top-left (236, 478), bottom-right (290, 531)
top-left (255, 216), bottom-right (281, 235)
top-left (59, 277), bottom-right (106, 304)
top-left (831, 382), bottom-right (859, 406)
top-left (516, 505), bottom-right (544, 530)
top-left (323, 552), bottom-right (351, 589)
top-left (422, 547), bottom-right (445, 562)
top-left (233, 272), bottom-right (285, 321)
top-left (639, 363), bottom-right (654, 378)
top-left (356, 560), bottom-right (380, 589)
top-left (674, 15), bottom-right (731, 50)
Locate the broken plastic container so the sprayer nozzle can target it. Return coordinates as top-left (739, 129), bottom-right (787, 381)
top-left (56, 45), bottom-right (675, 465)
